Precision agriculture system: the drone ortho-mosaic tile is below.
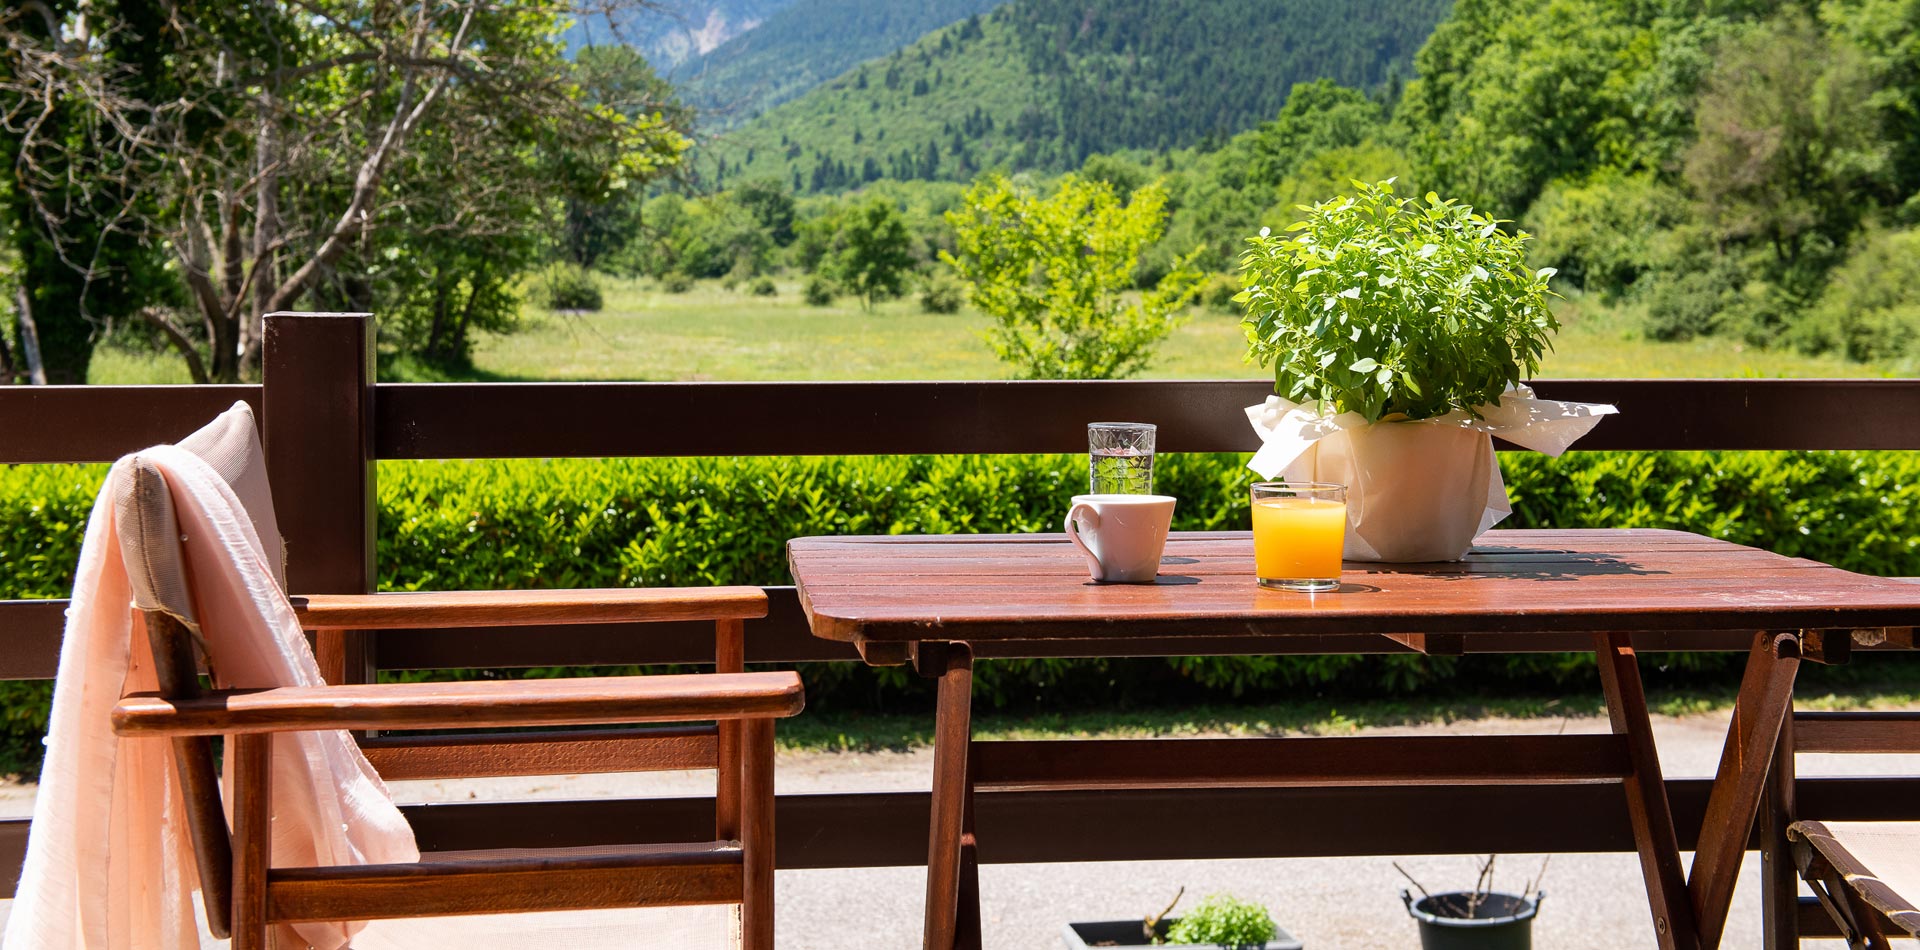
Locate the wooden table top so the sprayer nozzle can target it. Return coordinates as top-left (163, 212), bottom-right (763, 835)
top-left (787, 529), bottom-right (1920, 644)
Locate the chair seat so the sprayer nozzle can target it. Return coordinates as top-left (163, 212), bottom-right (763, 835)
top-left (270, 840), bottom-right (745, 923)
top-left (1789, 820), bottom-right (1920, 936)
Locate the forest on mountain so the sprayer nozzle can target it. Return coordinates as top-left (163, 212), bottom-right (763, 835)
top-left (707, 0), bottom-right (1449, 191)
top-left (682, 0), bottom-right (1010, 129)
top-left (8, 0), bottom-right (1920, 384)
top-left (641, 0), bottom-right (1920, 368)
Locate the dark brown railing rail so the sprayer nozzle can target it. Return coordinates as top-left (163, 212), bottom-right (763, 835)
top-left (1, 312), bottom-right (1916, 896)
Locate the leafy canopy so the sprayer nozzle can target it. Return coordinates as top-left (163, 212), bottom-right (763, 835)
top-left (830, 198), bottom-right (917, 310)
top-left (944, 173), bottom-right (1202, 379)
top-left (1238, 179), bottom-right (1558, 422)
top-left (1164, 894), bottom-right (1278, 947)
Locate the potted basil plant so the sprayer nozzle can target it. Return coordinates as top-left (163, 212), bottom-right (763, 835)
top-left (1237, 179), bottom-right (1615, 562)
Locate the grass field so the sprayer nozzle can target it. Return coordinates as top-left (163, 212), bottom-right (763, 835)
top-left (87, 275), bottom-right (1905, 384)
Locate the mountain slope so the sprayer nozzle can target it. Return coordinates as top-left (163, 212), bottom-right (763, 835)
top-left (706, 0), bottom-right (1451, 192)
top-left (684, 0), bottom-right (1012, 128)
top-left (566, 0), bottom-right (796, 68)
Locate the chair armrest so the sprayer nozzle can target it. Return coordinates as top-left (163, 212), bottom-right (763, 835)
top-left (112, 671), bottom-right (804, 737)
top-left (288, 586), bottom-right (767, 629)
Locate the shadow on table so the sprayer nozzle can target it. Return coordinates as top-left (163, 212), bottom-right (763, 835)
top-left (1353, 545), bottom-right (1672, 583)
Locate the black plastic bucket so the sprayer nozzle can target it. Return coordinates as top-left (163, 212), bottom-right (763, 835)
top-left (1401, 890), bottom-right (1542, 950)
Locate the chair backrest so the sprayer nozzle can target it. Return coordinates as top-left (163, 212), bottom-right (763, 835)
top-left (111, 402), bottom-right (277, 939)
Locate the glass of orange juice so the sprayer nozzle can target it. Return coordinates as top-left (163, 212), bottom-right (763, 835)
top-left (1251, 481), bottom-right (1348, 592)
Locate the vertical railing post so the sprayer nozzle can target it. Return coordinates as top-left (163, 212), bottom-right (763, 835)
top-left (262, 311), bottom-right (377, 684)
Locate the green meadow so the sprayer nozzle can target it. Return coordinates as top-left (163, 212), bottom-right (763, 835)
top-left (87, 276), bottom-right (1905, 385)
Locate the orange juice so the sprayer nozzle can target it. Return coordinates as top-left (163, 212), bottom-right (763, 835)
top-left (1252, 496), bottom-right (1348, 584)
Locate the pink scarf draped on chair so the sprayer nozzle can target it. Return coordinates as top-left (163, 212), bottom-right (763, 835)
top-left (5, 431), bottom-right (418, 949)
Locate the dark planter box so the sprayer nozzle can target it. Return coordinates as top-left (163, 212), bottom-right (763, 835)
top-left (1061, 918), bottom-right (1303, 949)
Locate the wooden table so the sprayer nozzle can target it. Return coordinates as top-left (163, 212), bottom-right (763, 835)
top-left (787, 529), bottom-right (1920, 950)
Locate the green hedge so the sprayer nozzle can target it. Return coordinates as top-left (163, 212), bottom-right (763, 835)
top-left (4, 450), bottom-right (1919, 776)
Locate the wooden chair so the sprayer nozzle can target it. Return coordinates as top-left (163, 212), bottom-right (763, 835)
top-left (1762, 701), bottom-right (1920, 946)
top-left (100, 405), bottom-right (801, 949)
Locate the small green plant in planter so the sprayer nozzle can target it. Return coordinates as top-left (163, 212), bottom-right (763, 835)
top-left (1237, 178), bottom-right (1558, 423)
top-left (1162, 894), bottom-right (1278, 948)
top-left (1235, 178), bottom-right (1613, 563)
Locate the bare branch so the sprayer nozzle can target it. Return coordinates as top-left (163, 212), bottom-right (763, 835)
top-left (135, 307), bottom-right (211, 384)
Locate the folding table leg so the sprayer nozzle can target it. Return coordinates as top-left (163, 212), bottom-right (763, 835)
top-left (1761, 706), bottom-right (1799, 949)
top-left (1595, 632), bottom-right (1700, 950)
top-left (921, 641), bottom-right (979, 950)
top-left (956, 758), bottom-right (982, 950)
top-left (1689, 631), bottom-right (1801, 950)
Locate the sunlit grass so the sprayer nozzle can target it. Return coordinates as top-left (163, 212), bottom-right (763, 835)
top-left (84, 276), bottom-right (1904, 384)
top-left (448, 276), bottom-right (1901, 384)
top-left (85, 343), bottom-right (194, 385)
top-left (1540, 294), bottom-right (1902, 379)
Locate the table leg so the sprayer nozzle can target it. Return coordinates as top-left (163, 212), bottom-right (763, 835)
top-left (1688, 631), bottom-right (1802, 950)
top-left (922, 641), bottom-right (979, 950)
top-left (1761, 712), bottom-right (1799, 950)
top-left (1595, 631), bottom-right (1699, 950)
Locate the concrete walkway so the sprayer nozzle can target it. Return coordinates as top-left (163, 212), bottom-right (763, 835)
top-left (5, 709), bottom-right (1915, 947)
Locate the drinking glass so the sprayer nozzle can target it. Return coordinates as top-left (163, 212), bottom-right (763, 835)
top-left (1250, 481), bottom-right (1348, 592)
top-left (1088, 422), bottom-right (1155, 494)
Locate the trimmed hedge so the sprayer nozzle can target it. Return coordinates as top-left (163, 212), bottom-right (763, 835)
top-left (4, 450), bottom-right (1919, 775)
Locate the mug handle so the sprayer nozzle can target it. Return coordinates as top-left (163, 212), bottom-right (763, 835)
top-left (1064, 502), bottom-right (1104, 581)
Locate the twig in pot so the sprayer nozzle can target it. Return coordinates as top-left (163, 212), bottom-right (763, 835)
top-left (1144, 886), bottom-right (1184, 942)
top-left (1392, 862), bottom-right (1433, 902)
top-left (1522, 855), bottom-right (1551, 903)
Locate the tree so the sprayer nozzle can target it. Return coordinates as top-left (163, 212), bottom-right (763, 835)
top-left (830, 198), bottom-right (914, 310)
top-left (734, 179), bottom-right (797, 247)
top-left (1393, 0), bottom-right (1730, 216)
top-left (944, 174), bottom-right (1202, 379)
top-left (1, 0), bottom-right (686, 382)
top-left (0, 0), bottom-right (174, 382)
top-left (559, 44), bottom-right (694, 271)
top-left (1229, 79), bottom-right (1385, 190)
top-left (1684, 13), bottom-right (1888, 285)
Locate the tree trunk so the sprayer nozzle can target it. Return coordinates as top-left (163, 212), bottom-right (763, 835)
top-left (239, 119), bottom-right (282, 379)
top-left (15, 286), bottom-right (49, 385)
top-left (424, 265), bottom-right (452, 363)
top-left (449, 265), bottom-right (487, 364)
top-left (0, 297), bottom-right (15, 385)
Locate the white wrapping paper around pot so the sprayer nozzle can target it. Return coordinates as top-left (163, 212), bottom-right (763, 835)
top-left (1244, 386), bottom-right (1618, 562)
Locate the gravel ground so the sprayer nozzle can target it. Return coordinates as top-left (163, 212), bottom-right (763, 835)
top-left (4, 709), bottom-right (1916, 948)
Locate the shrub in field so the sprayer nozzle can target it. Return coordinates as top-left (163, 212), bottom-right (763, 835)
top-left (1201, 272), bottom-right (1242, 312)
top-left (945, 173), bottom-right (1204, 379)
top-left (539, 264), bottom-right (604, 311)
top-left (1795, 227), bottom-right (1920, 362)
top-left (919, 274), bottom-right (965, 314)
top-left (803, 274), bottom-right (837, 306)
top-left (750, 276), bottom-right (778, 297)
top-left (660, 271), bottom-right (695, 294)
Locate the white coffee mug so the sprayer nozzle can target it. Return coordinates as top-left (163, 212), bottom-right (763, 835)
top-left (1063, 493), bottom-right (1177, 583)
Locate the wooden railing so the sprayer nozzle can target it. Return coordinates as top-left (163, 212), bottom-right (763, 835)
top-left (3, 312), bottom-right (1918, 896)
